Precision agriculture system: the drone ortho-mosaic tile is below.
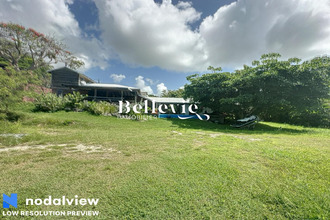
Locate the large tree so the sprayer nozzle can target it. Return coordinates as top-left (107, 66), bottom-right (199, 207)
top-left (184, 53), bottom-right (330, 126)
top-left (161, 88), bottom-right (184, 98)
top-left (0, 22), bottom-right (84, 70)
top-left (0, 23), bottom-right (84, 112)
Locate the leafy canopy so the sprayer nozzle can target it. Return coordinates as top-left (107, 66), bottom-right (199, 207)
top-left (0, 23), bottom-right (84, 112)
top-left (184, 53), bottom-right (330, 126)
top-left (0, 22), bottom-right (84, 70)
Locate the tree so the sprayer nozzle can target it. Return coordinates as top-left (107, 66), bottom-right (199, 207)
top-left (161, 88), bottom-right (184, 97)
top-left (0, 22), bottom-right (84, 71)
top-left (184, 71), bottom-right (235, 116)
top-left (184, 53), bottom-right (330, 126)
top-left (0, 23), bottom-right (84, 113)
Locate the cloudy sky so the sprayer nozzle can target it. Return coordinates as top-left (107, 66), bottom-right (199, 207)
top-left (1, 0), bottom-right (329, 95)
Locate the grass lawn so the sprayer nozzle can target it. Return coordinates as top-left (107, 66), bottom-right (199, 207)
top-left (0, 105), bottom-right (329, 219)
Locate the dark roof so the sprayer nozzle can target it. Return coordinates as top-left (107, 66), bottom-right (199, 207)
top-left (79, 83), bottom-right (139, 91)
top-left (48, 66), bottom-right (95, 83)
top-left (142, 97), bottom-right (191, 104)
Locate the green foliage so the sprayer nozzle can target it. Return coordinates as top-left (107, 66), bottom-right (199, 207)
top-left (76, 100), bottom-right (92, 112)
top-left (0, 67), bottom-right (30, 111)
top-left (184, 54), bottom-right (330, 126)
top-left (161, 88), bottom-right (184, 98)
top-left (34, 93), bottom-right (118, 116)
top-left (0, 22), bottom-right (84, 114)
top-left (87, 101), bottom-right (118, 115)
top-left (0, 22), bottom-right (84, 70)
top-left (34, 93), bottom-right (65, 112)
top-left (63, 91), bottom-right (87, 110)
top-left (0, 109), bottom-right (25, 122)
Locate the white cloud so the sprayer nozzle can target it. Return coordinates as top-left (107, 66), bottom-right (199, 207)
top-left (156, 83), bottom-right (168, 96)
top-left (199, 0), bottom-right (330, 68)
top-left (110, 74), bottom-right (126, 83)
top-left (94, 0), bottom-right (209, 72)
top-left (1, 0), bottom-right (329, 73)
top-left (146, 78), bottom-right (156, 85)
top-left (135, 76), bottom-right (153, 95)
top-left (0, 0), bottom-right (112, 70)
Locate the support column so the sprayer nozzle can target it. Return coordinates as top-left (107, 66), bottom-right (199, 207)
top-left (94, 89), bottom-right (97, 101)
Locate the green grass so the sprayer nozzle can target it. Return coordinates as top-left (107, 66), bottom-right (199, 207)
top-left (0, 106), bottom-right (329, 219)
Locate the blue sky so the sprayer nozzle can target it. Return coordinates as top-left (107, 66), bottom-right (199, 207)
top-left (67, 0), bottom-right (236, 92)
top-left (1, 0), bottom-right (329, 95)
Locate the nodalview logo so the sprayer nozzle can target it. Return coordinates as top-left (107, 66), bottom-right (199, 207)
top-left (2, 194), bottom-right (100, 217)
top-left (2, 194), bottom-right (17, 208)
top-left (2, 194), bottom-right (99, 208)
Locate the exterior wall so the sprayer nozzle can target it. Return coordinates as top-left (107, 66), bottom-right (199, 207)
top-left (23, 85), bottom-right (52, 102)
top-left (50, 67), bottom-right (141, 103)
top-left (51, 68), bottom-right (79, 95)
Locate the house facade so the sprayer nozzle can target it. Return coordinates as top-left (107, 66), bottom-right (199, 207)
top-left (49, 67), bottom-right (192, 116)
top-left (50, 67), bottom-right (142, 103)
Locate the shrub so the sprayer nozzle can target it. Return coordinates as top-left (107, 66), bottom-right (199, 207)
top-left (34, 93), bottom-right (119, 116)
top-left (127, 112), bottom-right (143, 121)
top-left (76, 100), bottom-right (92, 112)
top-left (87, 101), bottom-right (118, 115)
top-left (5, 111), bottom-right (25, 122)
top-left (34, 93), bottom-right (64, 112)
top-left (63, 92), bottom-right (87, 111)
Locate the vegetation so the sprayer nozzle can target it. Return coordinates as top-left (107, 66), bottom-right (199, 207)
top-left (184, 53), bottom-right (330, 127)
top-left (0, 23), bottom-right (84, 114)
top-left (0, 22), bottom-right (328, 219)
top-left (0, 106), bottom-right (329, 219)
top-left (34, 92), bottom-right (118, 116)
top-left (161, 88), bottom-right (184, 98)
top-left (0, 66), bottom-right (29, 112)
top-left (0, 22), bottom-right (83, 70)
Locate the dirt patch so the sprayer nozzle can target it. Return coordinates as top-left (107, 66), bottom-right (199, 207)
top-left (195, 131), bottom-right (206, 135)
top-left (73, 144), bottom-right (120, 153)
top-left (172, 131), bottom-right (183, 135)
top-left (193, 140), bottom-right (206, 147)
top-left (39, 131), bottom-right (60, 135)
top-left (0, 133), bottom-right (27, 138)
top-left (248, 138), bottom-right (263, 141)
top-left (0, 144), bottom-right (67, 152)
top-left (232, 135), bottom-right (263, 142)
top-left (0, 143), bottom-right (120, 154)
top-left (196, 131), bottom-right (263, 142)
top-left (209, 133), bottom-right (224, 138)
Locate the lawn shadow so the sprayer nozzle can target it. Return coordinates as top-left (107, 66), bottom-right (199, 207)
top-left (168, 118), bottom-right (311, 135)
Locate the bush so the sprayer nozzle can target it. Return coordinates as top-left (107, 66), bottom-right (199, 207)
top-left (76, 100), bottom-right (92, 112)
top-left (34, 93), bottom-right (119, 116)
top-left (34, 93), bottom-right (64, 112)
top-left (87, 101), bottom-right (118, 115)
top-left (5, 111), bottom-right (25, 122)
top-left (63, 92), bottom-right (87, 111)
top-left (0, 109), bottom-right (26, 122)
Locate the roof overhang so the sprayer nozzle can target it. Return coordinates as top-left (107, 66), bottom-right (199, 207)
top-left (141, 96), bottom-right (191, 104)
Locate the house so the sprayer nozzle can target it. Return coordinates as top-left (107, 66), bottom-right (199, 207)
top-left (49, 67), bottom-right (142, 103)
top-left (49, 67), bottom-right (193, 116)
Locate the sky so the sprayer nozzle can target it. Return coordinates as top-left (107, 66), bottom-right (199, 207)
top-left (0, 0), bottom-right (329, 95)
